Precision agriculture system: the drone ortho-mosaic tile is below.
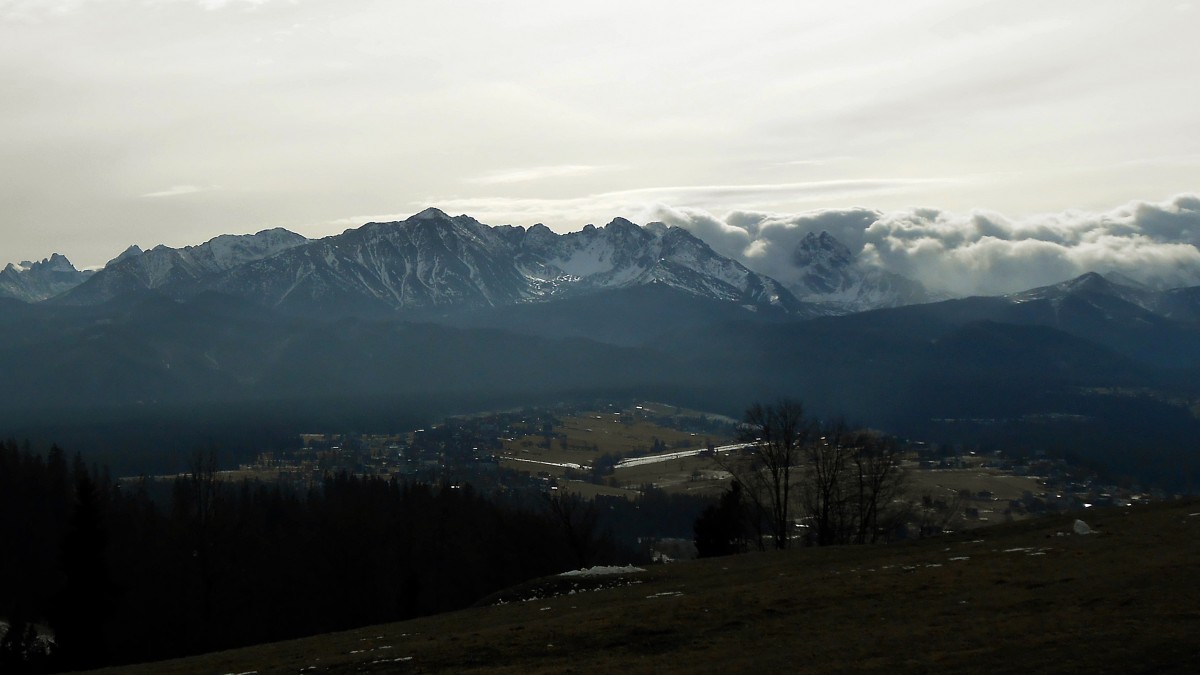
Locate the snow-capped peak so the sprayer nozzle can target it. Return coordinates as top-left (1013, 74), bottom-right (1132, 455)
top-left (644, 221), bottom-right (670, 237)
top-left (509, 215), bottom-right (800, 310)
top-left (793, 231), bottom-right (853, 269)
top-left (52, 228), bottom-right (309, 306)
top-left (0, 253), bottom-right (93, 302)
top-left (412, 206), bottom-right (451, 220)
top-left (775, 230), bottom-right (935, 313)
top-left (106, 245), bottom-right (144, 268)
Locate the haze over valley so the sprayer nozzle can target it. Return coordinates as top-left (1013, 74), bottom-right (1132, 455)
top-left (3, 205), bottom-right (1199, 492)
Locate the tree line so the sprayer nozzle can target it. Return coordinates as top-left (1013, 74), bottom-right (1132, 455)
top-left (695, 399), bottom-right (908, 556)
top-left (0, 441), bottom-right (637, 672)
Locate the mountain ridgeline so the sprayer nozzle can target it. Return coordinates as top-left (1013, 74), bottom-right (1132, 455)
top-left (43, 209), bottom-right (803, 317)
top-left (1, 209), bottom-right (1199, 489)
top-left (0, 254), bottom-right (94, 303)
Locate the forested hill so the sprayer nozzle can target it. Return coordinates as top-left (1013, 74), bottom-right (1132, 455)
top-left (0, 441), bottom-right (649, 672)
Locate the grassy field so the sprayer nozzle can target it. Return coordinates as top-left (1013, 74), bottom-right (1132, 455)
top-left (906, 467), bottom-right (1044, 502)
top-left (499, 403), bottom-right (734, 497)
top-left (499, 404), bottom-right (1063, 510)
top-left (905, 465), bottom-right (1048, 526)
top-left (97, 498), bottom-right (1200, 674)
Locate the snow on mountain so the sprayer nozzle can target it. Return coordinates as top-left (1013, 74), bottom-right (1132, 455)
top-left (774, 231), bottom-right (936, 314)
top-left (1007, 271), bottom-right (1200, 326)
top-left (0, 253), bottom-right (94, 302)
top-left (185, 210), bottom-right (805, 316)
top-left (53, 228), bottom-right (309, 305)
top-left (196, 209), bottom-right (532, 315)
top-left (105, 244), bottom-right (144, 268)
top-left (512, 217), bottom-right (801, 310)
top-left (1008, 272), bottom-right (1160, 312)
top-left (23, 212), bottom-right (939, 316)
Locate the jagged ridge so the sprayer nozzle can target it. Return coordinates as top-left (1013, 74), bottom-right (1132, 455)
top-left (187, 209), bottom-right (807, 316)
top-left (0, 254), bottom-right (93, 302)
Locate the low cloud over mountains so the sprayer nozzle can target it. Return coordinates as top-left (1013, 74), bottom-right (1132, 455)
top-left (652, 194), bottom-right (1200, 297)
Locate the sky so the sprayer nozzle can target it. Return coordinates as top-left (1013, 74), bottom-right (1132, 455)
top-left (1, 0), bottom-right (1198, 294)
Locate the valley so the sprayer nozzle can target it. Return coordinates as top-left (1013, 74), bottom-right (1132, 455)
top-left (1, 208), bottom-right (1198, 672)
top-left (193, 400), bottom-right (1158, 547)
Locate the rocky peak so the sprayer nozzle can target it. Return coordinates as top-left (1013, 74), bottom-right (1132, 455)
top-left (411, 207), bottom-right (451, 221)
top-left (603, 218), bottom-right (654, 246)
top-left (644, 221), bottom-right (669, 237)
top-left (793, 231), bottom-right (853, 269)
top-left (1062, 272), bottom-right (1112, 294)
top-left (106, 245), bottom-right (144, 268)
top-left (0, 252), bottom-right (93, 302)
top-left (42, 253), bottom-right (76, 272)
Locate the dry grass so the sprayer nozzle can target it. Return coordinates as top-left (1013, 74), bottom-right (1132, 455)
top-left (499, 405), bottom-right (733, 496)
top-left (97, 499), bottom-right (1200, 674)
top-left (905, 467), bottom-right (1044, 502)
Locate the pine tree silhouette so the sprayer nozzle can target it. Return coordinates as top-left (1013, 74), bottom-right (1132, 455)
top-left (52, 471), bottom-right (114, 670)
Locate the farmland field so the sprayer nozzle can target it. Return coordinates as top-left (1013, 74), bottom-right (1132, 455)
top-left (499, 402), bottom-right (735, 497)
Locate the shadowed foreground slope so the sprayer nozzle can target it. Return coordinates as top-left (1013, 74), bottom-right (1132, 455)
top-left (94, 499), bottom-right (1200, 674)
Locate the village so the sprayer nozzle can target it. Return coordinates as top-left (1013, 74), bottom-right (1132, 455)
top-left (211, 401), bottom-right (1166, 538)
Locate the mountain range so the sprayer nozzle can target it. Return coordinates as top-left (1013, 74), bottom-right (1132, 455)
top-left (0, 253), bottom-right (94, 303)
top-left (3, 208), bottom-right (927, 316)
top-left (1, 209), bottom-right (1198, 489)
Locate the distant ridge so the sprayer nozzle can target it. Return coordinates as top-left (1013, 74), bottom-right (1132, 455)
top-left (47, 209), bottom-right (809, 318)
top-left (52, 228), bottom-right (309, 305)
top-left (0, 253), bottom-right (93, 302)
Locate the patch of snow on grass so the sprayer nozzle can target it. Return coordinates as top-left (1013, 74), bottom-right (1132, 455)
top-left (615, 443), bottom-right (752, 469)
top-left (506, 457), bottom-right (585, 470)
top-left (559, 565), bottom-right (646, 577)
top-left (369, 656), bottom-right (413, 665)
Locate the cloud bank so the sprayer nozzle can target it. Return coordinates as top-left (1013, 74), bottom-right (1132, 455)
top-left (140, 184), bottom-right (221, 199)
top-left (648, 194), bottom-right (1200, 296)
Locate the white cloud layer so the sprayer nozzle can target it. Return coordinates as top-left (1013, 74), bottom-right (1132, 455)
top-left (140, 184), bottom-right (221, 199)
top-left (650, 194), bottom-right (1200, 296)
top-left (464, 165), bottom-right (615, 185)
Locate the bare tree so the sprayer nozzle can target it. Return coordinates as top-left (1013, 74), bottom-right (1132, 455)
top-left (848, 430), bottom-right (907, 544)
top-left (800, 419), bottom-right (853, 546)
top-left (731, 399), bottom-right (813, 550)
top-left (714, 400), bottom-right (908, 550)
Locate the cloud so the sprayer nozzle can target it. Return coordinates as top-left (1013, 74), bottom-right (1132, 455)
top-left (652, 206), bottom-right (883, 288)
top-left (860, 194), bottom-right (1200, 294)
top-left (0, 0), bottom-right (274, 20)
top-left (425, 177), bottom-right (951, 229)
top-left (769, 157), bottom-right (856, 168)
top-left (647, 194), bottom-right (1200, 296)
top-left (464, 164), bottom-right (615, 185)
top-left (300, 193), bottom-right (1200, 298)
top-left (300, 192), bottom-right (1200, 298)
top-left (140, 184), bottom-right (220, 198)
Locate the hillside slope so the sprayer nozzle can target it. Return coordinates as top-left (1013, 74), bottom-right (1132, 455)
top-left (98, 499), bottom-right (1200, 674)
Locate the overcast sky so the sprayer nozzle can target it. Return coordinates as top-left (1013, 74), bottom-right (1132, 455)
top-left (2, 0), bottom-right (1198, 279)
